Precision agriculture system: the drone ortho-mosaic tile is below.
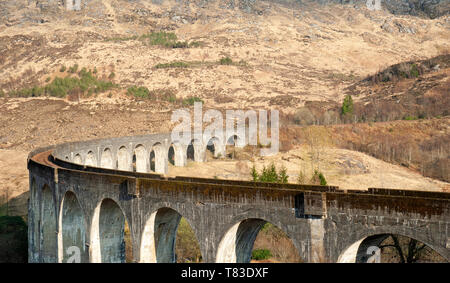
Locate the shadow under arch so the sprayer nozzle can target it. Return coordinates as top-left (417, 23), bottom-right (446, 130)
top-left (216, 218), bottom-right (300, 263)
top-left (90, 198), bottom-right (132, 263)
top-left (338, 233), bottom-right (449, 263)
top-left (58, 190), bottom-right (88, 263)
top-left (41, 184), bottom-right (57, 262)
top-left (140, 207), bottom-right (202, 263)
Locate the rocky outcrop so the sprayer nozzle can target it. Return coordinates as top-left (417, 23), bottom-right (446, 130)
top-left (0, 0), bottom-right (448, 27)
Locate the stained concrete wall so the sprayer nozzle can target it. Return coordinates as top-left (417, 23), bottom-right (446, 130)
top-left (28, 141), bottom-right (450, 263)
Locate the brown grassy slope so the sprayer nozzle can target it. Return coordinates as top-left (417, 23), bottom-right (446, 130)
top-left (280, 118), bottom-right (450, 183)
top-left (0, 2), bottom-right (449, 112)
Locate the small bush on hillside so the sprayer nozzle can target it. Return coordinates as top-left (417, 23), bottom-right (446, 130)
top-left (8, 68), bottom-right (116, 98)
top-left (155, 61), bottom-right (190, 69)
top-left (219, 57), bottom-right (233, 65)
top-left (252, 249), bottom-right (272, 260)
top-left (182, 96), bottom-right (203, 106)
top-left (251, 163), bottom-right (289, 183)
top-left (68, 64), bottom-right (78, 74)
top-left (146, 31), bottom-right (178, 47)
top-left (59, 65), bottom-right (66, 72)
top-left (403, 115), bottom-right (418, 121)
top-left (341, 94), bottom-right (353, 116)
top-left (310, 170), bottom-right (327, 186)
top-left (127, 86), bottom-right (151, 99)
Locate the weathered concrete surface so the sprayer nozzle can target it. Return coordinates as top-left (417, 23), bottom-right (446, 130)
top-left (27, 136), bottom-right (450, 263)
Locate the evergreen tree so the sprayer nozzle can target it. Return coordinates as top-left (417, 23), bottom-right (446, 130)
top-left (341, 94), bottom-right (354, 116)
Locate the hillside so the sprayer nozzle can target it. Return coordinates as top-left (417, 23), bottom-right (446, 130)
top-left (0, 0), bottom-right (449, 215)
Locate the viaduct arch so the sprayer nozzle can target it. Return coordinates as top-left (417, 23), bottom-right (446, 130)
top-left (27, 133), bottom-right (450, 263)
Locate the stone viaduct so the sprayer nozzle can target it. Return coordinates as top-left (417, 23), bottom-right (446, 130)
top-left (27, 133), bottom-right (450, 263)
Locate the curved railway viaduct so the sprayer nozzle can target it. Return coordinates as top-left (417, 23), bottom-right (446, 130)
top-left (27, 133), bottom-right (450, 263)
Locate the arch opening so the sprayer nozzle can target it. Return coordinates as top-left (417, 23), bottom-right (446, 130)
top-left (73, 154), bottom-right (82, 165)
top-left (92, 199), bottom-right (132, 263)
top-left (101, 148), bottom-right (113, 169)
top-left (59, 191), bottom-right (88, 263)
top-left (338, 234), bottom-right (448, 263)
top-left (41, 185), bottom-right (57, 262)
top-left (117, 146), bottom-right (128, 171)
top-left (150, 143), bottom-right (166, 174)
top-left (187, 141), bottom-right (195, 161)
top-left (140, 208), bottom-right (202, 263)
top-left (168, 146), bottom-right (175, 166)
top-left (216, 219), bottom-right (301, 263)
top-left (225, 135), bottom-right (239, 159)
top-left (149, 150), bottom-right (156, 172)
top-left (206, 137), bottom-right (222, 160)
top-left (85, 151), bottom-right (96, 167)
top-left (134, 144), bottom-right (146, 173)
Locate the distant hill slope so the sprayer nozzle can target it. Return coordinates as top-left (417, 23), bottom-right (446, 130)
top-left (0, 0), bottom-right (448, 22)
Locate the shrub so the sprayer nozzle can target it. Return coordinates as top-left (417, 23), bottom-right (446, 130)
top-left (145, 31), bottom-right (178, 47)
top-left (252, 249), bottom-right (272, 260)
top-left (251, 163), bottom-right (289, 183)
top-left (68, 64), bottom-right (78, 74)
top-left (410, 63), bottom-right (420, 78)
top-left (108, 71), bottom-right (115, 80)
top-left (403, 115), bottom-right (418, 121)
top-left (341, 94), bottom-right (353, 116)
top-left (311, 170), bottom-right (327, 185)
top-left (189, 41), bottom-right (202, 48)
top-left (127, 86), bottom-right (151, 99)
top-left (7, 66), bottom-right (116, 99)
top-left (59, 65), bottom-right (66, 72)
top-left (219, 57), bottom-right (233, 65)
top-left (171, 41), bottom-right (189, 48)
top-left (251, 165), bottom-right (259, 181)
top-left (0, 89), bottom-right (4, 98)
top-left (182, 96), bottom-right (203, 106)
top-left (155, 61), bottom-right (189, 69)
